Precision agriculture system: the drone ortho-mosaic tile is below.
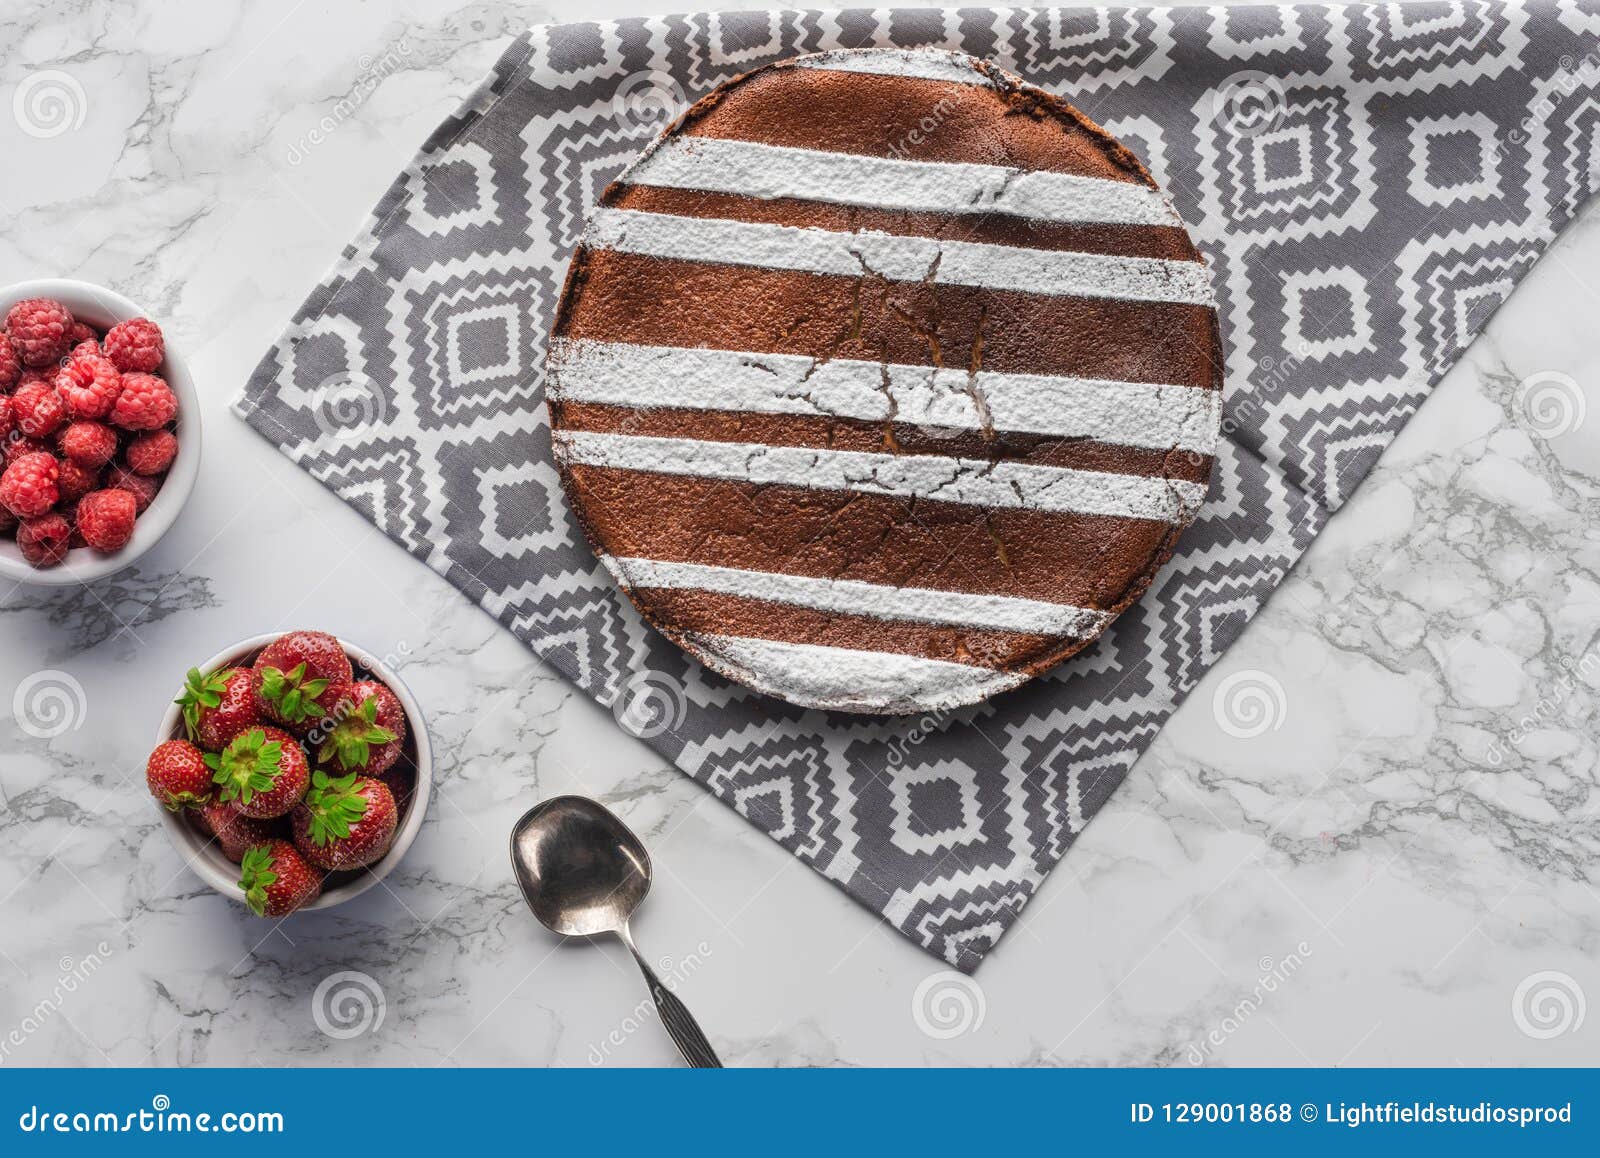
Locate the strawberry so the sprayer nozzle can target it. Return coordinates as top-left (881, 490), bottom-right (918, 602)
top-left (290, 772), bottom-right (397, 871)
top-left (145, 739), bottom-right (215, 811)
top-left (252, 630), bottom-right (352, 733)
top-left (237, 840), bottom-right (321, 918)
top-left (376, 763), bottom-right (414, 809)
top-left (175, 666), bottom-right (259, 751)
top-left (204, 726), bottom-right (309, 819)
top-left (197, 801), bottom-right (284, 864)
top-left (316, 681), bottom-right (405, 776)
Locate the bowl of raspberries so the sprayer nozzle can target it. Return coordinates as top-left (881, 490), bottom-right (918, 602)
top-left (147, 629), bottom-right (432, 918)
top-left (0, 279), bottom-right (199, 583)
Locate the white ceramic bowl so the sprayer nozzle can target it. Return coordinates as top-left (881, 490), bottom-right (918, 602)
top-left (0, 278), bottom-right (201, 586)
top-left (154, 634), bottom-right (432, 913)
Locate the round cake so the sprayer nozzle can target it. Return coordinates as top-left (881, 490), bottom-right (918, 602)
top-left (548, 47), bottom-right (1222, 715)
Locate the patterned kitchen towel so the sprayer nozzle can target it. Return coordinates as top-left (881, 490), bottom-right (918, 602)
top-left (236, 2), bottom-right (1600, 971)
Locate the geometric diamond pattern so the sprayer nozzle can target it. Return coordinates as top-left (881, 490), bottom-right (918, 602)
top-left (237, 1), bottom-right (1600, 971)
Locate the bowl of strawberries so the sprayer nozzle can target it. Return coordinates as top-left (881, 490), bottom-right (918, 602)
top-left (148, 629), bottom-right (431, 917)
top-left (0, 279), bottom-right (199, 584)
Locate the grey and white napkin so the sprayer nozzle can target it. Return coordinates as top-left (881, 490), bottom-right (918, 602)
top-left (237, 2), bottom-right (1600, 970)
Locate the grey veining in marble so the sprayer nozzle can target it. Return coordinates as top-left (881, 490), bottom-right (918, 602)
top-left (1, 0), bottom-right (1597, 1067)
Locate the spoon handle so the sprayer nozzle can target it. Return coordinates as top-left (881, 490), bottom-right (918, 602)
top-left (619, 925), bottom-right (723, 1068)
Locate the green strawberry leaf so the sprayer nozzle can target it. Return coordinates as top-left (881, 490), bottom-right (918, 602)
top-left (303, 771), bottom-right (369, 846)
top-left (174, 666), bottom-right (228, 742)
top-left (209, 729), bottom-right (285, 805)
top-left (159, 788), bottom-right (210, 813)
top-left (258, 662), bottom-right (332, 724)
top-left (238, 845), bottom-right (279, 917)
top-left (317, 696), bottom-right (397, 770)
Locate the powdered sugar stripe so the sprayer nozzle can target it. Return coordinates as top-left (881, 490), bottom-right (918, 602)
top-left (789, 47), bottom-right (989, 86)
top-left (602, 554), bottom-right (1110, 635)
top-left (553, 430), bottom-right (1206, 522)
top-left (583, 209), bottom-right (1216, 306)
top-left (548, 339), bottom-right (1220, 454)
top-left (627, 136), bottom-right (1180, 227)
top-left (685, 632), bottom-right (1027, 714)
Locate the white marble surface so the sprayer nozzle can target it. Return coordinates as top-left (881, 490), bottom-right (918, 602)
top-left (1, 0), bottom-right (1598, 1068)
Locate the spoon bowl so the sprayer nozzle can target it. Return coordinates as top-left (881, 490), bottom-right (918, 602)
top-left (510, 795), bottom-right (722, 1067)
top-left (511, 795), bottom-right (651, 936)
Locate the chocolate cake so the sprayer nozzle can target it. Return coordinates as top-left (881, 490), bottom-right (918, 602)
top-left (547, 47), bottom-right (1223, 714)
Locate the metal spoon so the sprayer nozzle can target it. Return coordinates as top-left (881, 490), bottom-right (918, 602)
top-left (509, 795), bottom-right (722, 1068)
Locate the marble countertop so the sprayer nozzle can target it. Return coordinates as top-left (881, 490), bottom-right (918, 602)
top-left (1, 0), bottom-right (1597, 1068)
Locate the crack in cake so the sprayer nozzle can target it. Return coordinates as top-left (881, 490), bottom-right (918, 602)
top-left (547, 47), bottom-right (1223, 715)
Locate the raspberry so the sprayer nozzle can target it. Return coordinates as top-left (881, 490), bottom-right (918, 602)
top-left (0, 337), bottom-right (18, 390)
top-left (0, 451), bottom-right (59, 518)
top-left (103, 318), bottom-right (164, 373)
top-left (0, 396), bottom-right (13, 440)
top-left (3, 435), bottom-right (49, 466)
top-left (109, 372), bottom-right (177, 431)
top-left (126, 429), bottom-right (177, 475)
top-left (17, 512), bottom-right (71, 567)
top-left (56, 458), bottom-right (99, 503)
top-left (57, 421), bottom-right (118, 467)
top-left (17, 366), bottom-right (52, 390)
top-left (70, 339), bottom-right (101, 361)
top-left (67, 321), bottom-right (97, 347)
top-left (77, 488), bottom-right (137, 552)
top-left (105, 464), bottom-right (160, 512)
top-left (55, 354), bottom-right (122, 420)
top-left (12, 380), bottom-right (67, 438)
top-left (4, 298), bottom-right (75, 367)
